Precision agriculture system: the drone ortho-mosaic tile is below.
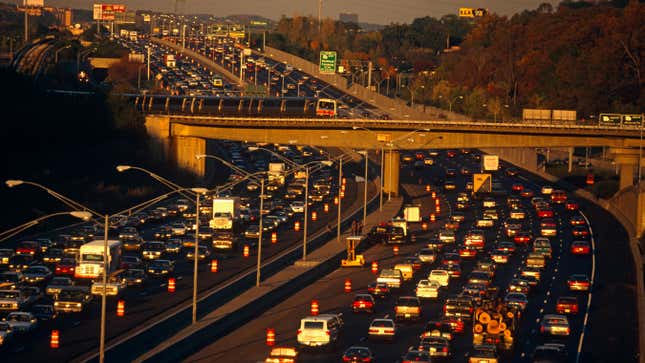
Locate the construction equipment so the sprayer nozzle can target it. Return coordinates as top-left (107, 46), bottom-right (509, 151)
top-left (472, 301), bottom-right (521, 351)
top-left (341, 236), bottom-right (365, 267)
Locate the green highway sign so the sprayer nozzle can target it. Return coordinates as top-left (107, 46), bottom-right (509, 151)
top-left (622, 114), bottom-right (643, 127)
top-left (319, 51), bottom-right (337, 74)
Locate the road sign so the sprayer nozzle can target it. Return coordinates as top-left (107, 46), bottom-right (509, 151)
top-left (622, 114), bottom-right (643, 128)
top-left (599, 113), bottom-right (621, 127)
top-left (319, 51), bottom-right (337, 74)
top-left (473, 173), bottom-right (492, 194)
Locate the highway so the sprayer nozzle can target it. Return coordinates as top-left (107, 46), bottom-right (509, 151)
top-left (0, 143), bottom-right (374, 362)
top-left (184, 149), bottom-right (638, 363)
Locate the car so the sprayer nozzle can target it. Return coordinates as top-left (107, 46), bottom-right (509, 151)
top-left (565, 200), bottom-right (579, 211)
top-left (147, 260), bottom-right (175, 276)
top-left (567, 274), bottom-right (591, 291)
top-left (264, 346), bottom-right (298, 363)
top-left (122, 238), bottom-right (143, 252)
top-left (446, 264), bottom-right (462, 278)
top-left (438, 229), bottom-right (456, 243)
top-left (460, 167), bottom-right (472, 175)
top-left (296, 314), bottom-right (343, 347)
top-left (403, 256), bottom-right (422, 271)
top-left (572, 226), bottom-right (590, 238)
top-left (46, 276), bottom-right (74, 296)
top-left (482, 197), bottom-right (496, 208)
top-left (120, 255), bottom-right (143, 270)
top-left (186, 245), bottom-right (211, 261)
top-left (508, 278), bottom-right (531, 295)
top-left (0, 271), bottom-right (24, 289)
top-left (31, 304), bottom-right (57, 321)
top-left (8, 254), bottom-right (34, 272)
top-left (520, 189), bottom-right (534, 198)
top-left (368, 318), bottom-right (396, 341)
top-left (342, 346), bottom-right (375, 363)
top-left (395, 296), bottom-right (422, 321)
top-left (441, 252), bottom-right (461, 266)
top-left (53, 287), bottom-right (92, 313)
top-left (458, 245), bottom-right (478, 259)
top-left (16, 241), bottom-right (39, 256)
top-left (121, 269), bottom-right (148, 287)
top-left (504, 292), bottom-right (529, 311)
top-left (497, 241), bottom-right (516, 253)
top-left (570, 240), bottom-right (591, 255)
top-left (468, 344), bottom-right (499, 363)
top-left (401, 349), bottom-right (431, 363)
top-left (541, 185), bottom-right (554, 195)
top-left (54, 258), bottom-right (76, 277)
top-left (540, 314), bottom-right (570, 336)
top-left (42, 248), bottom-right (64, 264)
top-left (421, 320), bottom-right (453, 341)
top-left (416, 280), bottom-right (440, 299)
top-left (444, 180), bottom-right (456, 191)
top-left (3, 312), bottom-right (37, 333)
top-left (418, 336), bottom-right (450, 357)
top-left (451, 211), bottom-right (466, 222)
top-left (512, 183), bottom-right (524, 192)
top-left (537, 208), bottom-right (554, 219)
top-left (416, 248), bottom-right (437, 264)
top-left (443, 296), bottom-right (474, 321)
top-left (352, 294), bottom-right (375, 313)
top-left (556, 296), bottom-right (579, 314)
top-left (142, 241), bottom-right (166, 260)
top-left (491, 249), bottom-right (510, 264)
top-left (514, 231), bottom-right (532, 244)
top-left (551, 190), bottom-right (567, 203)
top-left (468, 271), bottom-right (492, 287)
top-left (569, 215), bottom-right (587, 226)
top-left (445, 168), bottom-right (457, 177)
top-left (367, 282), bottom-right (390, 299)
top-left (532, 343), bottom-right (567, 363)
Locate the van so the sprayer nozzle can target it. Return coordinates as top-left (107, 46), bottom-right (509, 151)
top-left (394, 263), bottom-right (414, 281)
top-left (297, 314), bottom-right (343, 347)
top-left (429, 269), bottom-right (450, 287)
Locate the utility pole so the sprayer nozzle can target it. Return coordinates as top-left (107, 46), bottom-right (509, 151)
top-left (318, 0), bottom-right (322, 33)
top-left (147, 46), bottom-right (151, 81)
top-left (24, 12), bottom-right (28, 42)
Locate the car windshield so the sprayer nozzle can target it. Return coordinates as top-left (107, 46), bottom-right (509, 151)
top-left (303, 321), bottom-right (324, 329)
top-left (150, 261), bottom-right (170, 268)
top-left (81, 253), bottom-right (103, 262)
top-left (345, 348), bottom-right (371, 357)
top-left (58, 290), bottom-right (85, 300)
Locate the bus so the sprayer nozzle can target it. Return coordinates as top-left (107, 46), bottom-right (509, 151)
top-left (316, 98), bottom-right (337, 117)
top-left (75, 240), bottom-right (122, 279)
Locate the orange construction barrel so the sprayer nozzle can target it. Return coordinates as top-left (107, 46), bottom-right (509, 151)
top-left (117, 299), bottom-right (125, 317)
top-left (344, 278), bottom-right (352, 293)
top-left (371, 261), bottom-right (378, 274)
top-left (393, 245), bottom-right (399, 255)
top-left (324, 203), bottom-right (329, 212)
top-left (311, 299), bottom-right (319, 316)
top-left (271, 232), bottom-right (277, 244)
top-left (294, 221), bottom-right (301, 231)
top-left (311, 211), bottom-right (318, 221)
top-left (243, 245), bottom-right (250, 258)
top-left (210, 259), bottom-right (218, 273)
top-left (266, 328), bottom-right (276, 346)
top-left (50, 330), bottom-right (59, 349)
top-left (168, 277), bottom-right (176, 293)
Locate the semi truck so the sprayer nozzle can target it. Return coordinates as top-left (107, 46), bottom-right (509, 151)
top-left (210, 197), bottom-right (240, 230)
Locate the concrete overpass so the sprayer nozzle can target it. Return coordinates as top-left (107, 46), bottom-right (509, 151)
top-left (145, 113), bottom-right (645, 192)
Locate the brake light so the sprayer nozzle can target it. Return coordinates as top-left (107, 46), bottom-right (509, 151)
top-left (442, 347), bottom-right (448, 353)
top-left (540, 326), bottom-right (545, 333)
top-left (369, 328), bottom-right (378, 333)
top-left (566, 327), bottom-right (570, 334)
top-left (325, 330), bottom-right (330, 336)
top-left (469, 307), bottom-right (473, 313)
top-left (297, 329), bottom-right (301, 335)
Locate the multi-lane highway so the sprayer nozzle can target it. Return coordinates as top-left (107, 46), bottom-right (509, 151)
top-left (184, 149), bottom-right (638, 363)
top-left (0, 141), bottom-right (375, 362)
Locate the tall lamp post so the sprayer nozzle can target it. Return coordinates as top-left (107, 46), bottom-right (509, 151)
top-left (357, 150), bottom-right (369, 228)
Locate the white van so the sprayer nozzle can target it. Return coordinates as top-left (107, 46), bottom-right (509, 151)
top-left (428, 269), bottom-right (450, 287)
top-left (297, 314), bottom-right (343, 347)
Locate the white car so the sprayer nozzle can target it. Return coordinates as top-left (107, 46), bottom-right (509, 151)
top-left (428, 269), bottom-right (450, 287)
top-left (417, 249), bottom-right (437, 264)
top-left (438, 230), bottom-right (455, 243)
top-left (415, 280), bottom-right (440, 299)
top-left (290, 201), bottom-right (305, 213)
top-left (368, 318), bottom-right (396, 341)
top-left (3, 312), bottom-right (37, 333)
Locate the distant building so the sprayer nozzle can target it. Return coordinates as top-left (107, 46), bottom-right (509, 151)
top-left (49, 8), bottom-right (72, 27)
top-left (339, 13), bottom-right (358, 24)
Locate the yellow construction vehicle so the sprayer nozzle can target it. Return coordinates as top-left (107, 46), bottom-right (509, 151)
top-left (341, 236), bottom-right (365, 267)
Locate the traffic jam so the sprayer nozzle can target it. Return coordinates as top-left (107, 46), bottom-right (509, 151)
top-left (0, 140), bottom-right (351, 357)
top-left (261, 149), bottom-right (594, 363)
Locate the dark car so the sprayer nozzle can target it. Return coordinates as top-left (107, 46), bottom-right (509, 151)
top-left (54, 258), bottom-right (76, 277)
top-left (342, 346), bottom-right (375, 363)
top-left (367, 281), bottom-right (390, 299)
top-left (22, 265), bottom-right (52, 285)
top-left (8, 255), bottom-right (34, 272)
top-left (147, 260), bottom-right (175, 277)
top-left (31, 304), bottom-right (57, 321)
top-left (121, 269), bottom-right (148, 287)
top-left (119, 256), bottom-right (143, 270)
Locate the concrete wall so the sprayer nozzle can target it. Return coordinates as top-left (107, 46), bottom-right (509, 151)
top-left (172, 136), bottom-right (206, 177)
top-left (480, 147), bottom-right (538, 172)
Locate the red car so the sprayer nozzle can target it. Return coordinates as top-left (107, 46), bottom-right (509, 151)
top-left (15, 241), bottom-right (39, 256)
top-left (403, 257), bottom-right (423, 271)
top-left (571, 241), bottom-right (591, 255)
top-left (458, 246), bottom-right (477, 259)
top-left (367, 282), bottom-right (390, 299)
top-left (447, 150), bottom-right (457, 158)
top-left (440, 316), bottom-right (465, 333)
top-left (572, 226), bottom-right (590, 238)
top-left (537, 208), bottom-right (554, 218)
top-left (446, 264), bottom-right (462, 278)
top-left (556, 296), bottom-right (579, 314)
top-left (520, 189), bottom-right (534, 198)
top-left (514, 232), bottom-right (532, 244)
top-left (441, 253), bottom-right (461, 266)
top-left (342, 346), bottom-right (375, 363)
top-left (567, 274), bottom-right (591, 291)
top-left (54, 258), bottom-right (76, 276)
top-left (565, 200), bottom-right (579, 211)
top-left (352, 294), bottom-right (376, 313)
top-left (512, 183), bottom-right (524, 192)
top-left (569, 215), bottom-right (587, 226)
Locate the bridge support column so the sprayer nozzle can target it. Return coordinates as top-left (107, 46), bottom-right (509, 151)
top-left (384, 149), bottom-right (400, 198)
top-left (568, 147), bottom-right (574, 173)
top-left (610, 147), bottom-right (640, 190)
top-left (144, 115), bottom-right (171, 162)
top-left (171, 136), bottom-right (206, 177)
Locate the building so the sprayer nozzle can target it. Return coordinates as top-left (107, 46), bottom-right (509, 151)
top-left (339, 13), bottom-right (358, 24)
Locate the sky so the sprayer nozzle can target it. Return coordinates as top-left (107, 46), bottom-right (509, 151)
top-left (40, 0), bottom-right (561, 24)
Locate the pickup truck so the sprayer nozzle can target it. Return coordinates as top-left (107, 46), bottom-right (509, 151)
top-left (377, 269), bottom-right (403, 289)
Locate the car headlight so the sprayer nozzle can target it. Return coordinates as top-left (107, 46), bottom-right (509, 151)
top-left (76, 303), bottom-right (82, 307)
top-left (54, 302), bottom-right (59, 306)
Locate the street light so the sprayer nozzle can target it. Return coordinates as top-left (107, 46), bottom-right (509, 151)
top-left (439, 95), bottom-right (463, 113)
top-left (0, 210), bottom-right (92, 242)
top-left (356, 150), bottom-right (369, 229)
top-left (247, 146), bottom-right (332, 261)
top-left (114, 167), bottom-right (207, 325)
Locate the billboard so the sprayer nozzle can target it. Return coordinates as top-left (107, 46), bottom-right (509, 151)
top-left (23, 0), bottom-right (44, 6)
top-left (93, 4), bottom-right (126, 21)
